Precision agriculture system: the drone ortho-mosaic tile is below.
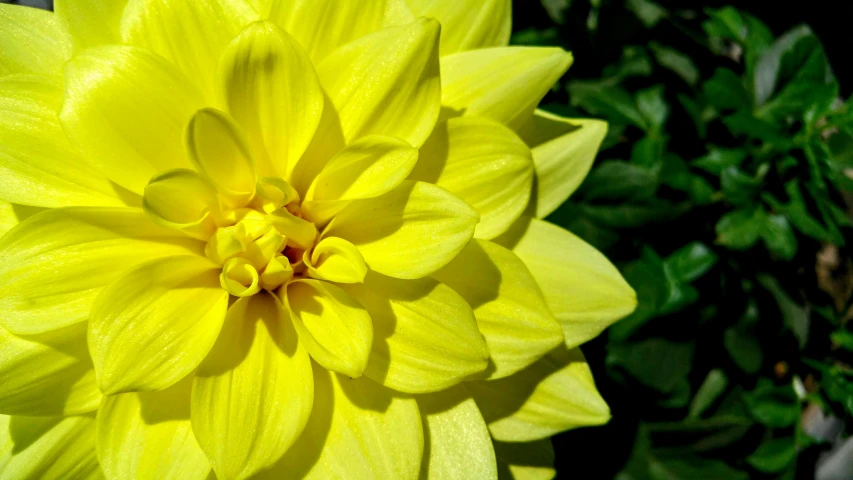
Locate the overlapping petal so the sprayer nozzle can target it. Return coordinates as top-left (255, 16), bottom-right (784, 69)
top-left (61, 46), bottom-right (206, 193)
top-left (121, 0), bottom-right (256, 100)
top-left (0, 75), bottom-right (123, 208)
top-left (325, 181), bottom-right (479, 279)
top-left (303, 135), bottom-right (418, 224)
top-left (285, 280), bottom-right (373, 378)
top-left (493, 439), bottom-right (556, 480)
top-left (0, 324), bottom-right (100, 416)
top-left (344, 273), bottom-right (489, 393)
top-left (418, 389), bottom-right (497, 480)
top-left (406, 0), bottom-right (511, 55)
top-left (469, 347), bottom-right (610, 442)
top-left (263, 369), bottom-right (423, 480)
top-left (192, 294), bottom-right (313, 480)
top-left (316, 18), bottom-right (441, 148)
top-left (433, 240), bottom-right (563, 380)
top-left (410, 117), bottom-right (533, 239)
top-left (441, 47), bottom-right (573, 131)
top-left (54, 0), bottom-right (127, 49)
top-left (498, 217), bottom-right (637, 348)
top-left (0, 208), bottom-right (202, 335)
top-left (0, 5), bottom-right (72, 76)
top-left (218, 21), bottom-right (324, 178)
top-left (269, 0), bottom-right (414, 63)
top-left (88, 255), bottom-right (228, 394)
top-left (0, 415), bottom-right (100, 480)
top-left (97, 377), bottom-right (211, 480)
top-left (519, 110), bottom-right (608, 218)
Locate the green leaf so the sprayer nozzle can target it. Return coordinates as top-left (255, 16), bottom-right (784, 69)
top-left (636, 85), bottom-right (670, 131)
top-left (831, 329), bottom-right (853, 351)
top-left (702, 68), bottom-right (750, 111)
top-left (626, 0), bottom-right (667, 28)
top-left (743, 380), bottom-right (800, 428)
top-left (580, 201), bottom-right (690, 229)
top-left (724, 301), bottom-right (763, 374)
top-left (630, 135), bottom-right (667, 169)
top-left (677, 94), bottom-right (711, 139)
top-left (664, 242), bottom-right (718, 283)
top-left (579, 160), bottom-right (658, 201)
top-left (757, 274), bottom-right (809, 349)
top-left (607, 338), bottom-right (694, 394)
top-left (649, 455), bottom-right (749, 480)
top-left (692, 147), bottom-right (748, 175)
top-left (650, 43), bottom-right (699, 86)
top-left (754, 25), bottom-right (831, 107)
top-left (716, 207), bottom-right (766, 250)
top-left (568, 81), bottom-right (648, 129)
top-left (761, 214), bottom-right (798, 261)
top-left (541, 0), bottom-right (572, 25)
top-left (747, 438), bottom-right (796, 473)
top-left (763, 183), bottom-right (836, 243)
top-left (689, 369), bottom-right (729, 418)
top-left (721, 165), bottom-right (764, 206)
top-left (604, 46), bottom-right (653, 80)
top-left (722, 112), bottom-right (791, 148)
top-left (702, 6), bottom-right (747, 44)
top-left (510, 27), bottom-right (560, 47)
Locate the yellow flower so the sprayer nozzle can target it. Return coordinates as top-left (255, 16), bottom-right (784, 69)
top-left (0, 0), bottom-right (637, 479)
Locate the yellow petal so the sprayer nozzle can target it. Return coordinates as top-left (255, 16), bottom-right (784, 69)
top-left (88, 256), bottom-right (228, 394)
top-left (142, 169), bottom-right (218, 238)
top-left (192, 294), bottom-right (313, 480)
top-left (344, 273), bottom-right (488, 393)
top-left (303, 135), bottom-right (418, 224)
top-left (269, 0), bottom-right (414, 63)
top-left (0, 415), bottom-right (100, 480)
top-left (0, 201), bottom-right (29, 237)
top-left (0, 5), bottom-right (72, 76)
top-left (493, 440), bottom-right (556, 480)
top-left (219, 257), bottom-right (261, 297)
top-left (266, 208), bottom-right (317, 249)
top-left (432, 240), bottom-right (563, 380)
top-left (97, 376), bottom-right (211, 480)
top-left (468, 347), bottom-right (610, 442)
top-left (316, 18), bottom-right (441, 148)
top-left (284, 280), bottom-right (373, 378)
top-left (497, 218), bottom-right (637, 348)
top-left (325, 181), bottom-right (478, 279)
top-left (187, 108), bottom-right (257, 206)
top-left (410, 117), bottom-right (533, 239)
top-left (121, 0), bottom-right (256, 100)
top-left (219, 21), bottom-right (324, 178)
top-left (418, 389), bottom-right (497, 480)
top-left (307, 135), bottom-right (419, 203)
top-left (0, 324), bottom-right (100, 416)
top-left (305, 236), bottom-right (368, 284)
top-left (61, 46), bottom-right (206, 194)
top-left (0, 208), bottom-right (203, 335)
top-left (406, 0), bottom-right (511, 55)
top-left (518, 110), bottom-right (608, 218)
top-left (262, 369), bottom-right (423, 480)
top-left (55, 0), bottom-right (127, 49)
top-left (441, 47), bottom-right (573, 131)
top-left (0, 75), bottom-right (124, 208)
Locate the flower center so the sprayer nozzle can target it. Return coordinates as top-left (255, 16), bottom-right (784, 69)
top-left (204, 178), bottom-right (319, 297)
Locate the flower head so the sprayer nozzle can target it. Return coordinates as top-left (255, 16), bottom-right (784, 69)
top-left (0, 1), bottom-right (636, 479)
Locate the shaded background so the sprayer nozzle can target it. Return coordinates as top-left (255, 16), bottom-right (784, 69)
top-left (509, 1), bottom-right (853, 479)
top-left (3, 0), bottom-right (852, 478)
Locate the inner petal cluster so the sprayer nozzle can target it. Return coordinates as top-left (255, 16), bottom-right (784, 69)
top-left (140, 107), bottom-right (363, 298)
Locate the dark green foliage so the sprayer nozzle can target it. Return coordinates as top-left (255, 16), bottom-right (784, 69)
top-left (515, 1), bottom-right (853, 478)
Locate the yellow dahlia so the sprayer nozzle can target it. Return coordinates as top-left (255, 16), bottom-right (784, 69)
top-left (0, 0), bottom-right (636, 479)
